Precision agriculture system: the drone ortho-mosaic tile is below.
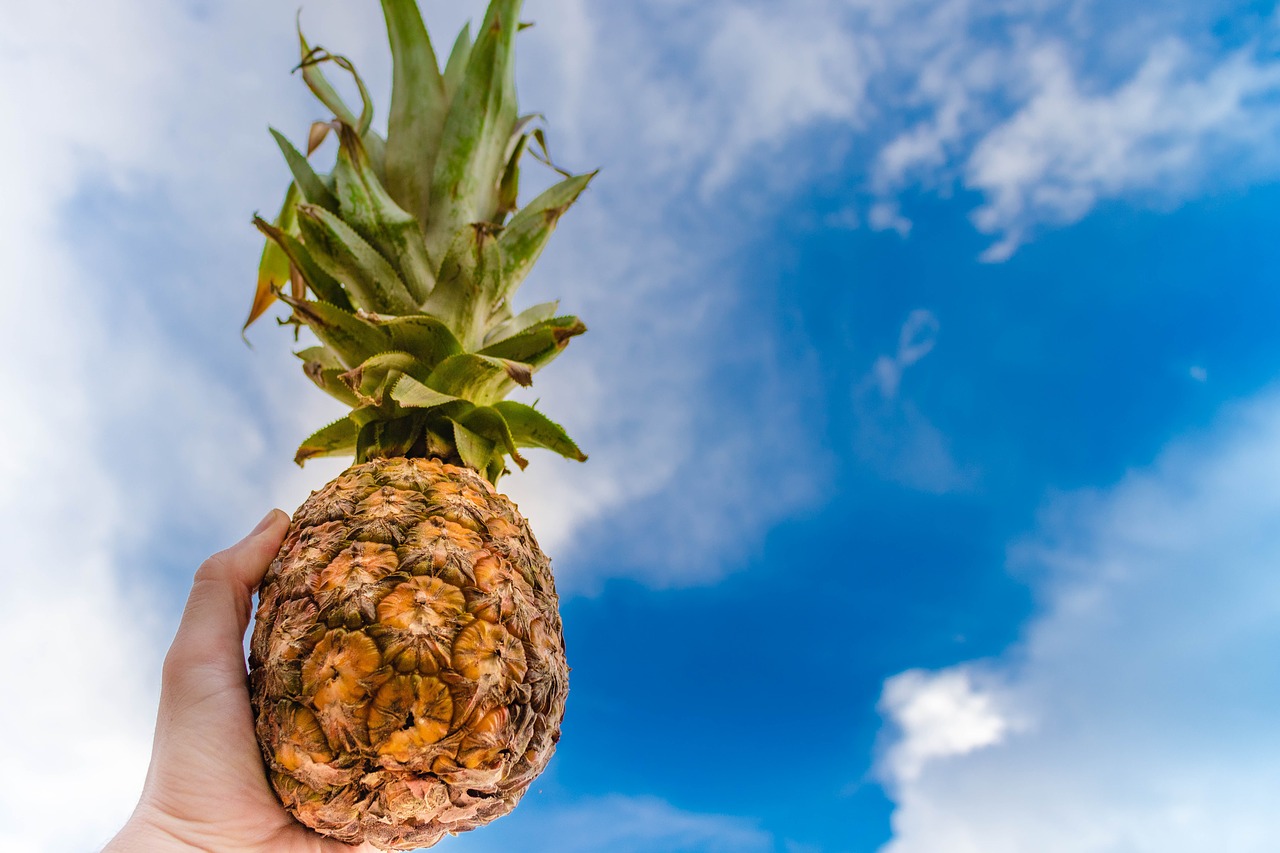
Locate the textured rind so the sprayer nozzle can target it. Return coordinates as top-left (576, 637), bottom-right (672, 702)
top-left (249, 457), bottom-right (568, 850)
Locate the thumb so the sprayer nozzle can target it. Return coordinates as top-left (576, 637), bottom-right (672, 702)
top-left (163, 509), bottom-right (291, 686)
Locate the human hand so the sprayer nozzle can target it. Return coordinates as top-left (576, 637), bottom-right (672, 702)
top-left (106, 510), bottom-right (379, 853)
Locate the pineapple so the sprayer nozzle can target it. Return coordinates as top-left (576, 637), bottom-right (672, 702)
top-left (242, 0), bottom-right (592, 848)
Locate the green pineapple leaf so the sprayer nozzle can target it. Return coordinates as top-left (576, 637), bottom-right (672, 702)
top-left (295, 345), bottom-right (342, 369)
top-left (253, 215), bottom-right (352, 311)
top-left (270, 128), bottom-right (338, 210)
top-left (497, 131), bottom-right (530, 220)
top-left (479, 315), bottom-right (585, 370)
top-left (497, 171), bottom-right (595, 299)
top-left (442, 23), bottom-right (472, 102)
top-left (379, 316), bottom-right (464, 369)
top-left (457, 405), bottom-right (526, 469)
top-left (451, 419), bottom-right (496, 470)
top-left (377, 413), bottom-right (427, 458)
top-left (276, 292), bottom-right (391, 368)
top-left (483, 300), bottom-right (560, 344)
top-left (391, 374), bottom-right (462, 411)
top-left (342, 351), bottom-right (435, 406)
top-left (303, 363), bottom-right (363, 408)
top-left (295, 203), bottom-right (418, 315)
top-left (381, 0), bottom-right (447, 223)
top-left (422, 224), bottom-right (504, 347)
top-left (427, 353), bottom-right (531, 405)
top-left (295, 416), bottom-right (358, 465)
top-left (424, 0), bottom-right (521, 259)
top-left (493, 400), bottom-right (587, 461)
top-left (332, 123), bottom-right (436, 304)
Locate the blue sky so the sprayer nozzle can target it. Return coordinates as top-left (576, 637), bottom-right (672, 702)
top-left (5, 1), bottom-right (1280, 851)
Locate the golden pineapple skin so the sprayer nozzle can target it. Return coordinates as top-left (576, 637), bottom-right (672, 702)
top-left (249, 457), bottom-right (568, 850)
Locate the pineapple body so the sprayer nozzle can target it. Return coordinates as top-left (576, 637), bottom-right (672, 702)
top-left (249, 458), bottom-right (568, 849)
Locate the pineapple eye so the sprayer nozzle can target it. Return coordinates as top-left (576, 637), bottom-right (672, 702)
top-left (452, 621), bottom-right (528, 683)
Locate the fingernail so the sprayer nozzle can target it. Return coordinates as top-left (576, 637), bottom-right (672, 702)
top-left (250, 509), bottom-right (283, 536)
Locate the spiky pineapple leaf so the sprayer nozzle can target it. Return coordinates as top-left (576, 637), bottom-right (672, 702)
top-left (349, 405), bottom-right (385, 428)
top-left (427, 352), bottom-right (531, 405)
top-left (270, 128), bottom-right (338, 210)
top-left (458, 405), bottom-right (526, 468)
top-left (375, 413), bottom-right (426, 458)
top-left (479, 315), bottom-right (585, 369)
top-left (354, 413), bottom-right (427, 462)
top-left (245, 182), bottom-right (300, 331)
top-left (354, 420), bottom-right (379, 464)
top-left (497, 131), bottom-right (530, 220)
top-left (497, 171), bottom-right (594, 299)
top-left (493, 400), bottom-right (587, 461)
top-left (483, 300), bottom-right (559, 344)
top-left (304, 364), bottom-right (363, 408)
top-left (332, 123), bottom-right (435, 303)
top-left (422, 224), bottom-right (503, 347)
top-left (276, 292), bottom-right (390, 369)
top-left (452, 419), bottom-right (495, 470)
top-left (391, 374), bottom-right (462, 410)
top-left (424, 0), bottom-right (521, 259)
top-left (381, 0), bottom-right (447, 223)
top-left (295, 416), bottom-right (358, 465)
top-left (253, 215), bottom-right (352, 310)
top-left (295, 345), bottom-right (342, 369)
top-left (380, 316), bottom-right (463, 369)
top-left (343, 351), bottom-right (434, 406)
top-left (295, 203), bottom-right (418, 315)
top-left (442, 23), bottom-right (472, 102)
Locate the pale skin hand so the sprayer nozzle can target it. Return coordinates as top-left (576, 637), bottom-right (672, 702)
top-left (106, 510), bottom-right (378, 853)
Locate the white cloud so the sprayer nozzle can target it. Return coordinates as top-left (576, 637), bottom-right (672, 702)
top-left (696, 3), bottom-right (870, 193)
top-left (540, 0), bottom-right (870, 195)
top-left (967, 38), bottom-right (1280, 261)
top-left (867, 1), bottom-right (1280, 259)
top-left (876, 389), bottom-right (1280, 852)
top-left (868, 201), bottom-right (913, 237)
top-left (878, 668), bottom-right (1014, 786)
top-left (447, 794), bottom-right (773, 853)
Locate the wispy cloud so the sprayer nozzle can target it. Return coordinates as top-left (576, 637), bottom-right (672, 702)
top-left (967, 38), bottom-right (1280, 260)
top-left (854, 311), bottom-right (974, 493)
top-left (875, 388), bottom-right (1280, 852)
top-left (867, 1), bottom-right (1280, 259)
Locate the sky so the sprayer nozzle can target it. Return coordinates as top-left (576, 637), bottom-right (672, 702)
top-left (3, 0), bottom-right (1280, 851)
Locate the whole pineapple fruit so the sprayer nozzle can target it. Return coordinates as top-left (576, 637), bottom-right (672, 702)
top-left (243, 1), bottom-right (592, 848)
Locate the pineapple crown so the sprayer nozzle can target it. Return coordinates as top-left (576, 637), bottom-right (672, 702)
top-left (245, 0), bottom-right (592, 484)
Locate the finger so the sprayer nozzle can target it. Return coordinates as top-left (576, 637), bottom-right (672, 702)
top-left (163, 509), bottom-right (290, 683)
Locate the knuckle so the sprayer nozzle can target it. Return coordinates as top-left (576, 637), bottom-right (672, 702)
top-left (195, 551), bottom-right (232, 582)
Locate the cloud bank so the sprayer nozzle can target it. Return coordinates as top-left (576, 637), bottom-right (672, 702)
top-left (876, 389), bottom-right (1280, 852)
